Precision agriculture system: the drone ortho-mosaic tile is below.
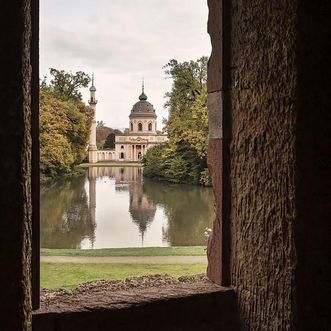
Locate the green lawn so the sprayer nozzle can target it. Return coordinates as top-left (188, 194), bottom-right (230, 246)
top-left (41, 246), bottom-right (206, 257)
top-left (41, 263), bottom-right (207, 289)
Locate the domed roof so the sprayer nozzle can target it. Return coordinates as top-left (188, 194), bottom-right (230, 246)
top-left (131, 99), bottom-right (155, 113)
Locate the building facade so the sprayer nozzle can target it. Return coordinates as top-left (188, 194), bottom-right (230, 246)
top-left (88, 81), bottom-right (167, 163)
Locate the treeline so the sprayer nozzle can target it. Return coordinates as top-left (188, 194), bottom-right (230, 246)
top-left (40, 69), bottom-right (93, 177)
top-left (143, 57), bottom-right (211, 186)
top-left (96, 121), bottom-right (122, 149)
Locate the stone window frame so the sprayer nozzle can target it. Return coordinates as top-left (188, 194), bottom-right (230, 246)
top-left (138, 122), bottom-right (143, 131)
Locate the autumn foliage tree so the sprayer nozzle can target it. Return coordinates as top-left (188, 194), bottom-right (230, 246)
top-left (143, 57), bottom-right (211, 185)
top-left (40, 69), bottom-right (93, 177)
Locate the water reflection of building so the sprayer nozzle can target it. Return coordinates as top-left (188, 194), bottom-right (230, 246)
top-left (87, 168), bottom-right (97, 247)
top-left (128, 168), bottom-right (156, 245)
top-left (87, 167), bottom-right (156, 245)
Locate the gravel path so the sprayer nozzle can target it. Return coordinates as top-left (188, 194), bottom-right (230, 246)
top-left (41, 255), bottom-right (207, 264)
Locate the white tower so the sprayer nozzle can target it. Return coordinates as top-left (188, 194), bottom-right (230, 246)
top-left (88, 74), bottom-right (98, 163)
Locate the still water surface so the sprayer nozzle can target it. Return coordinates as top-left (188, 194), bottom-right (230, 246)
top-left (41, 167), bottom-right (214, 249)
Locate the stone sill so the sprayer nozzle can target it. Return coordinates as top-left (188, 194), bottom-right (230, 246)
top-left (32, 282), bottom-right (238, 331)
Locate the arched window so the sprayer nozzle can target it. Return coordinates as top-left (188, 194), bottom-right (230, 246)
top-left (131, 123), bottom-right (133, 131)
top-left (120, 152), bottom-right (125, 159)
top-left (138, 122), bottom-right (143, 131)
top-left (148, 123), bottom-right (152, 131)
top-left (121, 145), bottom-right (124, 149)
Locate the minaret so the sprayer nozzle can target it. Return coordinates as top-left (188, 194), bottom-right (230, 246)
top-left (88, 74), bottom-right (98, 163)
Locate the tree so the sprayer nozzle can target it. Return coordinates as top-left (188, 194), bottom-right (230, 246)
top-left (142, 145), bottom-right (167, 179)
top-left (143, 57), bottom-right (211, 185)
top-left (104, 132), bottom-right (115, 149)
top-left (97, 121), bottom-right (106, 129)
top-left (40, 68), bottom-right (93, 176)
top-left (96, 123), bottom-right (122, 149)
top-left (47, 68), bottom-right (91, 101)
top-left (40, 89), bottom-right (74, 176)
top-left (163, 57), bottom-right (207, 109)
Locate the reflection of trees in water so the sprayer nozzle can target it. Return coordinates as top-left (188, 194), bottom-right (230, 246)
top-left (40, 175), bottom-right (95, 248)
top-left (143, 178), bottom-right (215, 246)
top-left (41, 167), bottom-right (215, 249)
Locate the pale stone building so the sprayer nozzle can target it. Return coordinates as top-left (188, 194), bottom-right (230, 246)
top-left (87, 79), bottom-right (167, 163)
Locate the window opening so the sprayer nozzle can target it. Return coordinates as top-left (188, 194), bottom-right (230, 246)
top-left (37, 0), bottom-right (219, 303)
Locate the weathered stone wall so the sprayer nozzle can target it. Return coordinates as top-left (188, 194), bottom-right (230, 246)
top-left (0, 0), bottom-right (34, 330)
top-left (229, 1), bottom-right (297, 329)
top-left (207, 0), bottom-right (331, 329)
top-left (207, 0), bottom-right (231, 286)
top-left (33, 282), bottom-right (239, 331)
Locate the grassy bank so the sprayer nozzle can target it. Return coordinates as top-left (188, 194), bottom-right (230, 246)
top-left (41, 246), bottom-right (206, 257)
top-left (41, 263), bottom-right (207, 289)
top-left (78, 162), bottom-right (142, 168)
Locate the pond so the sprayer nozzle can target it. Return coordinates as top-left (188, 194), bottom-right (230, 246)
top-left (41, 166), bottom-right (215, 249)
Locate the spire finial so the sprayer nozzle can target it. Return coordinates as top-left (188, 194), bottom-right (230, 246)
top-left (139, 78), bottom-right (147, 101)
top-left (90, 73), bottom-right (96, 92)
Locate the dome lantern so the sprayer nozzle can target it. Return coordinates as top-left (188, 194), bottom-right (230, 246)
top-left (139, 79), bottom-right (148, 101)
top-left (130, 80), bottom-right (156, 116)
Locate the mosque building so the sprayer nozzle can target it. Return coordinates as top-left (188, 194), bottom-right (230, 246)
top-left (87, 78), bottom-right (168, 163)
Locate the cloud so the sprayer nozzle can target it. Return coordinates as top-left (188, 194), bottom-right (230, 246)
top-left (40, 0), bottom-right (211, 129)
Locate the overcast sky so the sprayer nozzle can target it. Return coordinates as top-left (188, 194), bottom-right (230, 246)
top-left (40, 0), bottom-right (211, 130)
